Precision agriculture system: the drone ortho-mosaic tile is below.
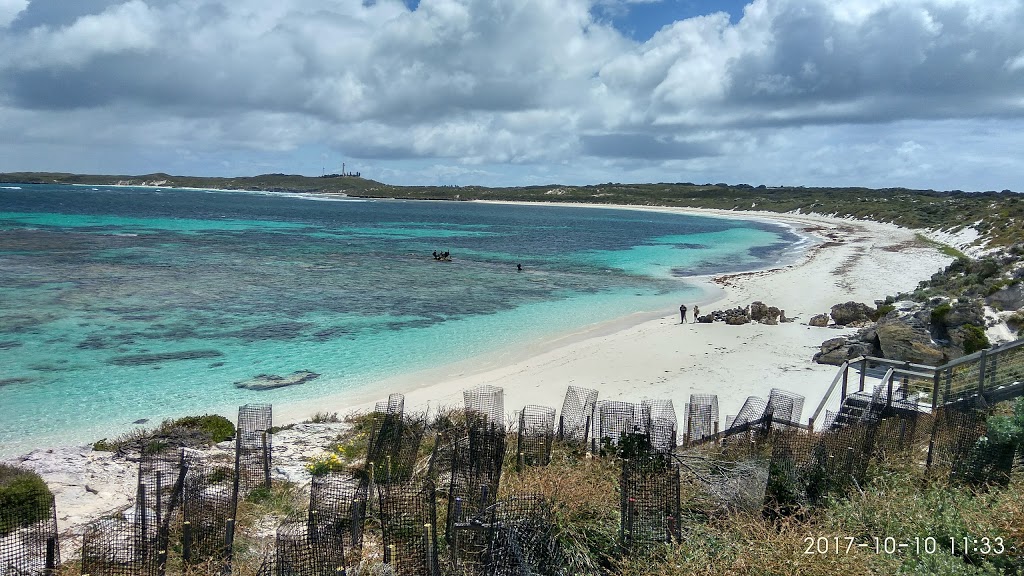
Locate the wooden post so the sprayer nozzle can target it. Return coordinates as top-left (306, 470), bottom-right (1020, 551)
top-left (182, 521), bottom-right (193, 563)
top-left (859, 358), bottom-right (867, 392)
top-left (44, 537), bottom-right (55, 575)
top-left (156, 472), bottom-right (166, 576)
top-left (423, 523), bottom-right (434, 576)
top-left (977, 350), bottom-right (988, 404)
top-left (931, 371), bottom-right (941, 411)
top-left (841, 364), bottom-right (849, 402)
top-left (262, 431), bottom-right (272, 490)
top-left (223, 518), bottom-right (235, 575)
top-left (886, 371), bottom-right (895, 410)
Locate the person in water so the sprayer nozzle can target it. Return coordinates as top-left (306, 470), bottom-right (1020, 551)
top-left (517, 263), bottom-right (522, 272)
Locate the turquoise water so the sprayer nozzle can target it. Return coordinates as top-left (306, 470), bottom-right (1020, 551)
top-left (0, 185), bottom-right (801, 456)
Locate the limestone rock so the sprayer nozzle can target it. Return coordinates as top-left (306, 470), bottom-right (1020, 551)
top-left (875, 319), bottom-right (945, 365)
top-left (726, 313), bottom-right (750, 325)
top-left (766, 306), bottom-right (781, 323)
top-left (749, 301), bottom-right (768, 322)
top-left (986, 283), bottom-right (1024, 311)
top-left (943, 301), bottom-right (985, 328)
top-left (808, 314), bottom-right (829, 327)
top-left (813, 337), bottom-right (876, 365)
top-left (830, 301), bottom-right (875, 326)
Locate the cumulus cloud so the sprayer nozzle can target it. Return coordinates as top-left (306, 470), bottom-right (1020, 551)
top-left (0, 0), bottom-right (28, 28)
top-left (0, 0), bottom-right (1022, 188)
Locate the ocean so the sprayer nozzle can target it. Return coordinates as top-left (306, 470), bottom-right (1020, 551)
top-left (0, 184), bottom-right (802, 456)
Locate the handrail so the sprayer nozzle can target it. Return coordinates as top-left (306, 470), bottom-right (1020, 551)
top-left (808, 360), bottom-right (848, 430)
top-left (688, 413), bottom-right (811, 447)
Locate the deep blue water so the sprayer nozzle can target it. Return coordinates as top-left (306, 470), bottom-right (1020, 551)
top-left (0, 184), bottom-right (800, 455)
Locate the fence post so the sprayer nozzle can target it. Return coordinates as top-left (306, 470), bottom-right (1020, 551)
top-left (423, 523), bottom-right (435, 576)
top-left (156, 472), bottom-right (166, 576)
top-left (223, 518), bottom-right (235, 576)
top-left (859, 358), bottom-right (867, 392)
top-left (841, 364), bottom-right (849, 402)
top-left (44, 537), bottom-right (55, 575)
top-left (182, 521), bottom-right (193, 563)
top-left (262, 431), bottom-right (272, 490)
top-left (977, 350), bottom-right (988, 402)
top-left (886, 371), bottom-right (895, 411)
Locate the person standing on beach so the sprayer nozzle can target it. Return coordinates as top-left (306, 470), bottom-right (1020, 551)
top-left (693, 305), bottom-right (700, 321)
top-left (679, 304), bottom-right (688, 323)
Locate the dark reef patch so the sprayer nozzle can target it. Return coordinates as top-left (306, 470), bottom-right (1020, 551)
top-left (0, 340), bottom-right (22, 350)
top-left (107, 349), bottom-right (224, 366)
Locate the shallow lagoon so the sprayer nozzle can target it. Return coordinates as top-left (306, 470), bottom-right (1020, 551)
top-left (0, 185), bottom-right (800, 455)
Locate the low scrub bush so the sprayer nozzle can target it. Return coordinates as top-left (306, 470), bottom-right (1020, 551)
top-left (0, 464), bottom-right (52, 536)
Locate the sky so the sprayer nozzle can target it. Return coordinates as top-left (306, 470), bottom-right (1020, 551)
top-left (1, 0), bottom-right (1023, 191)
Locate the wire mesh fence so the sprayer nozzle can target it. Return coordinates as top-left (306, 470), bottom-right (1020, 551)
top-left (446, 423), bottom-right (506, 543)
top-left (516, 405), bottom-right (556, 468)
top-left (272, 519), bottom-right (347, 576)
top-left (308, 472), bottom-right (368, 567)
top-left (138, 449), bottom-right (186, 544)
top-left (685, 395), bottom-right (719, 443)
top-left (0, 493), bottom-right (59, 576)
top-left (463, 385), bottom-right (505, 429)
top-left (375, 393), bottom-right (405, 416)
top-left (592, 401), bottom-right (645, 456)
top-left (725, 396), bottom-right (768, 432)
top-left (765, 389), bottom-right (805, 427)
top-left (485, 495), bottom-right (566, 576)
top-left (558, 386), bottom-right (598, 445)
top-left (378, 480), bottom-right (440, 576)
top-left (181, 456), bottom-right (237, 569)
top-left (642, 399), bottom-right (678, 453)
top-left (235, 404), bottom-right (273, 498)
top-left (620, 457), bottom-right (681, 548)
top-left (366, 413), bottom-right (427, 484)
top-left (80, 516), bottom-right (145, 576)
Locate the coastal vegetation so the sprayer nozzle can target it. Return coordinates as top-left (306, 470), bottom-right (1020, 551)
top-left (91, 414), bottom-right (235, 454)
top-left (0, 464), bottom-right (52, 536)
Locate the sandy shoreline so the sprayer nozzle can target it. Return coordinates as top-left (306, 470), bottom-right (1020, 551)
top-left (273, 203), bottom-right (954, 428)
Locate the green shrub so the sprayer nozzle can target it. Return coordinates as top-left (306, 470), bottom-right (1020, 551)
top-left (930, 302), bottom-right (952, 325)
top-left (0, 465), bottom-right (53, 537)
top-left (873, 304), bottom-right (896, 320)
top-left (962, 324), bottom-right (990, 354)
top-left (164, 414), bottom-right (235, 443)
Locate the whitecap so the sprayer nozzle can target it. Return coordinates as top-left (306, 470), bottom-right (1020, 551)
top-left (0, 186), bottom-right (22, 190)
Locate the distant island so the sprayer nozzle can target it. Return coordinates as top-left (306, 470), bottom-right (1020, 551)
top-left (3, 171), bottom-right (1022, 248)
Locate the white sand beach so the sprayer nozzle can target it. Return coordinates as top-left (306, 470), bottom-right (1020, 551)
top-left (275, 204), bottom-right (956, 429)
top-left (5, 205), bottom-right (958, 545)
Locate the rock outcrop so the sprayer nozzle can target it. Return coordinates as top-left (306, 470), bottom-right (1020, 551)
top-left (808, 313), bottom-right (829, 327)
top-left (874, 318), bottom-right (946, 365)
top-left (829, 301), bottom-right (875, 326)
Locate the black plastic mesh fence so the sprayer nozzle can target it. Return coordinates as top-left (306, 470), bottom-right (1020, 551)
top-left (642, 399), bottom-right (678, 453)
top-left (181, 457), bottom-right (237, 567)
top-left (558, 386), bottom-right (598, 445)
top-left (446, 423), bottom-right (506, 542)
top-left (366, 413), bottom-right (426, 484)
top-left (273, 520), bottom-right (347, 576)
top-left (516, 405), bottom-right (556, 467)
top-left (765, 389), bottom-right (805, 426)
top-left (685, 395), bottom-right (719, 443)
top-left (802, 423), bottom-right (875, 504)
top-left (620, 457), bottom-right (681, 548)
top-left (81, 516), bottom-right (145, 576)
top-left (375, 393), bottom-right (405, 416)
top-left (236, 404), bottom-right (273, 497)
top-left (238, 403), bottom-right (273, 435)
top-left (464, 385), bottom-right (505, 429)
top-left (138, 449), bottom-right (185, 542)
top-left (485, 495), bottom-right (566, 576)
top-left (378, 480), bottom-right (440, 576)
top-left (764, 429), bottom-right (819, 507)
top-left (0, 493), bottom-right (59, 576)
top-left (929, 402), bottom-right (1012, 485)
top-left (308, 472), bottom-right (368, 566)
top-left (593, 401), bottom-right (644, 455)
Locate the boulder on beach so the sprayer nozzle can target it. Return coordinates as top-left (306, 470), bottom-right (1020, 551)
top-left (234, 370), bottom-right (321, 391)
top-left (808, 314), bottom-right (829, 327)
top-left (829, 301), bottom-right (875, 326)
top-left (749, 301), bottom-right (768, 322)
